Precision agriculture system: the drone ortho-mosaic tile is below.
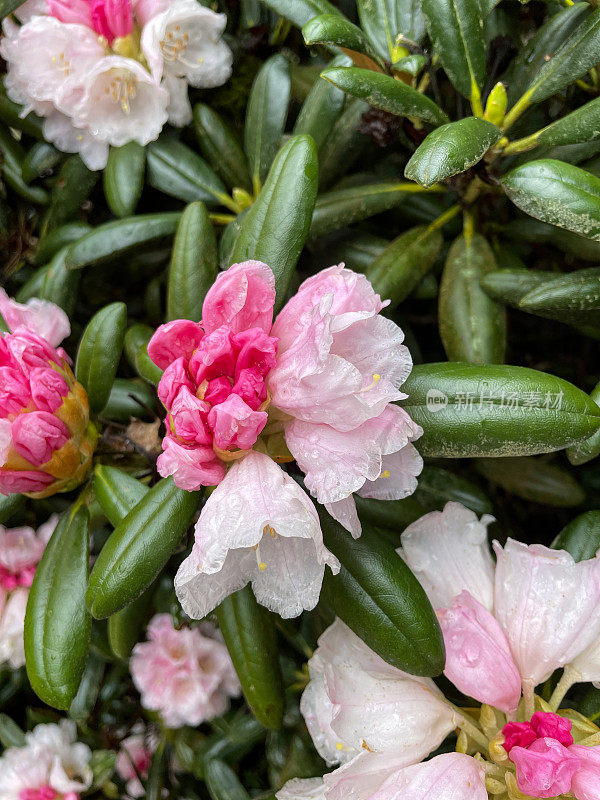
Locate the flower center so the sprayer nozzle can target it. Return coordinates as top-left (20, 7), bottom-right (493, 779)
top-left (50, 51), bottom-right (72, 77)
top-left (251, 525), bottom-right (279, 572)
top-left (103, 69), bottom-right (137, 113)
top-left (160, 25), bottom-right (195, 65)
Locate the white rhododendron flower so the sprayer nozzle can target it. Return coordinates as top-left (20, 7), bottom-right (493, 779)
top-left (0, 0), bottom-right (232, 169)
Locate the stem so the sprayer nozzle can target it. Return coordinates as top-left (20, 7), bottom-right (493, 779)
top-left (523, 680), bottom-right (535, 720)
top-left (549, 666), bottom-right (579, 711)
top-left (502, 90), bottom-right (533, 133)
top-left (215, 192), bottom-right (243, 214)
top-left (210, 213), bottom-right (236, 225)
top-left (502, 132), bottom-right (539, 155)
top-left (463, 208), bottom-right (476, 243)
top-left (447, 703), bottom-right (490, 752)
top-left (471, 84), bottom-right (484, 118)
top-left (427, 204), bottom-right (460, 233)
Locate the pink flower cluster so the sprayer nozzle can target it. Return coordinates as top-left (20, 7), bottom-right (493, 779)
top-left (0, 515), bottom-right (57, 668)
top-left (0, 291), bottom-right (95, 499)
top-left (115, 726), bottom-right (157, 798)
top-left (130, 614), bottom-right (240, 728)
top-left (147, 260), bottom-right (423, 618)
top-left (1, 0), bottom-right (232, 169)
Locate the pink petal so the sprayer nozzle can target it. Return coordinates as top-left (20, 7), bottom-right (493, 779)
top-left (207, 394), bottom-right (267, 451)
top-left (29, 367), bottom-right (69, 413)
top-left (357, 444), bottom-right (423, 501)
top-left (147, 320), bottom-right (204, 371)
top-left (0, 290), bottom-right (70, 347)
top-left (202, 261), bottom-right (275, 335)
top-left (11, 411), bottom-right (69, 466)
top-left (509, 738), bottom-right (581, 798)
top-left (157, 357), bottom-right (194, 411)
top-left (169, 387), bottom-right (212, 445)
top-left (370, 753), bottom-right (487, 800)
top-left (531, 712), bottom-right (574, 746)
top-left (570, 744), bottom-right (600, 800)
top-left (438, 590), bottom-right (521, 713)
top-left (325, 496), bottom-right (361, 538)
top-left (0, 470), bottom-right (55, 495)
top-left (156, 436), bottom-right (225, 491)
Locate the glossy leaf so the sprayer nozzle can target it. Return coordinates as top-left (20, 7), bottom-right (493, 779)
top-left (320, 510), bottom-right (445, 676)
top-left (86, 478), bottom-right (200, 619)
top-left (206, 759), bottom-right (251, 800)
top-left (65, 213), bottom-right (181, 270)
top-left (216, 586), bottom-right (285, 729)
top-left (167, 201), bottom-right (217, 322)
top-left (501, 160), bottom-right (600, 242)
top-left (354, 495), bottom-right (425, 533)
top-left (0, 493), bottom-right (24, 525)
top-left (258, 0), bottom-right (342, 28)
top-left (24, 505), bottom-right (91, 710)
top-left (552, 511), bottom-right (600, 561)
top-left (321, 66), bottom-right (448, 126)
top-left (75, 302), bottom-right (127, 414)
top-left (439, 233), bottom-right (506, 364)
top-left (357, 0), bottom-right (425, 62)
top-left (476, 457), bottom-right (585, 507)
top-left (293, 55), bottom-right (348, 150)
top-left (99, 378), bottom-right (156, 422)
top-left (32, 221), bottom-right (92, 266)
top-left (147, 138), bottom-right (228, 206)
top-left (400, 362), bottom-right (600, 457)
top-left (405, 118), bottom-right (500, 187)
top-left (21, 142), bottom-right (61, 183)
top-left (230, 135), bottom-right (318, 312)
top-left (193, 104), bottom-right (252, 193)
top-left (42, 155), bottom-right (97, 233)
top-left (302, 14), bottom-right (384, 69)
top-left (365, 224), bottom-right (443, 308)
top-left (19, 246), bottom-right (80, 316)
top-left (415, 465), bottom-right (493, 516)
top-left (245, 55), bottom-right (291, 191)
top-left (567, 380), bottom-right (600, 466)
top-left (420, 0), bottom-right (486, 104)
top-left (318, 97), bottom-right (369, 189)
top-left (103, 142), bottom-right (146, 218)
top-left (93, 465), bottom-right (149, 528)
top-left (520, 267), bottom-right (600, 313)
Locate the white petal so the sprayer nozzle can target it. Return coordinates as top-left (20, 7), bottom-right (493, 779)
top-left (277, 778), bottom-right (326, 800)
top-left (400, 502), bottom-right (495, 610)
top-left (43, 113), bottom-right (109, 170)
top-left (369, 752), bottom-right (487, 800)
top-left (325, 496), bottom-right (362, 538)
top-left (357, 444), bottom-right (423, 501)
top-left (163, 74), bottom-right (193, 126)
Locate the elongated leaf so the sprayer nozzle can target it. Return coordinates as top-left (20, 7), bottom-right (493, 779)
top-left (567, 381), bottom-right (600, 466)
top-left (21, 142), bottom-right (61, 183)
top-left (320, 511), bottom-right (445, 676)
top-left (0, 0), bottom-right (27, 16)
top-left (439, 233), bottom-right (506, 364)
top-left (103, 142), bottom-right (145, 218)
top-left (405, 118), bottom-right (500, 187)
top-left (420, 0), bottom-right (486, 104)
top-left (510, 98), bottom-right (600, 155)
top-left (147, 137), bottom-right (228, 206)
top-left (32, 221), bottom-right (91, 266)
top-left (86, 478), bottom-right (200, 619)
top-left (552, 511), bottom-right (600, 560)
top-left (65, 213), bottom-right (180, 270)
top-left (365, 225), bottom-right (442, 307)
top-left (94, 465), bottom-right (149, 528)
top-left (0, 715), bottom-right (25, 748)
top-left (520, 267), bottom-right (600, 313)
top-left (476, 457), bottom-right (585, 507)
top-left (479, 268), bottom-right (558, 309)
top-left (206, 760), bottom-right (251, 800)
top-left (400, 362), bottom-right (600, 457)
top-left (259, 0), bottom-right (342, 28)
top-left (24, 505), bottom-right (91, 709)
top-left (216, 586), bottom-right (284, 729)
top-left (100, 378), bottom-right (156, 422)
top-left (321, 66), bottom-right (448, 125)
top-left (357, 0), bottom-right (426, 62)
top-left (193, 104), bottom-right (252, 193)
top-left (501, 160), bottom-right (600, 241)
top-left (42, 155), bottom-right (97, 233)
top-left (230, 135), bottom-right (318, 312)
top-left (302, 14), bottom-right (384, 69)
top-left (167, 201), bottom-right (217, 322)
top-left (293, 55), bottom-right (348, 150)
top-left (354, 495), bottom-right (425, 532)
top-left (318, 97), bottom-right (369, 189)
top-left (0, 494), bottom-right (24, 525)
top-left (245, 55), bottom-right (291, 190)
top-left (19, 246), bottom-right (81, 316)
top-left (75, 302), bottom-right (127, 414)
top-left (415, 465), bottom-right (493, 516)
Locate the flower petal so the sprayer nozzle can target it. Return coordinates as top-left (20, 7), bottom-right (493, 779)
top-left (0, 289), bottom-right (70, 347)
top-left (201, 261), bottom-right (276, 335)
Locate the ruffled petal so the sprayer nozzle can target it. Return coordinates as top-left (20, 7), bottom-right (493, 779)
top-left (0, 289), bottom-right (70, 347)
top-left (202, 261), bottom-right (276, 335)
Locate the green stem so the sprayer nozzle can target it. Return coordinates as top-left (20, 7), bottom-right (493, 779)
top-left (502, 90), bottom-right (533, 133)
top-left (502, 132), bottom-right (539, 155)
top-left (549, 666), bottom-right (579, 711)
top-left (427, 204), bottom-right (460, 233)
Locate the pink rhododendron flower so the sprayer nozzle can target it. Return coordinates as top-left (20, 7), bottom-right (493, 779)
top-left (0, 291), bottom-right (96, 499)
top-left (116, 726), bottom-right (157, 798)
top-left (509, 738), bottom-right (581, 798)
top-left (0, 0), bottom-right (232, 169)
top-left (0, 515), bottom-right (57, 668)
top-left (0, 719), bottom-right (91, 800)
top-left (151, 261), bottom-right (422, 618)
top-left (570, 745), bottom-right (600, 800)
top-left (130, 614), bottom-right (240, 728)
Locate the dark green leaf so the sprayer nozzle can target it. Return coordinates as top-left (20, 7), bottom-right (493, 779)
top-left (415, 465), bottom-right (493, 515)
top-left (258, 0), bottom-right (343, 29)
top-left (567, 380), bottom-right (600, 466)
top-left (302, 14), bottom-right (384, 68)
top-left (99, 378), bottom-right (156, 422)
top-left (552, 510), bottom-right (600, 560)
top-left (75, 302), bottom-right (127, 414)
top-left (0, 493), bottom-right (24, 525)
top-left (42, 155), bottom-right (97, 233)
top-left (193, 104), bottom-right (252, 193)
top-left (520, 267), bottom-right (600, 313)
top-left (32, 221), bottom-right (92, 266)
top-left (357, 0), bottom-right (426, 62)
top-left (476, 456), bottom-right (585, 506)
top-left (206, 760), bottom-right (251, 800)
top-left (318, 97), bottom-right (369, 189)
top-left (103, 142), bottom-right (146, 218)
top-left (147, 137), bottom-right (228, 206)
top-left (93, 464), bottom-right (149, 528)
top-left (293, 55), bottom-right (348, 150)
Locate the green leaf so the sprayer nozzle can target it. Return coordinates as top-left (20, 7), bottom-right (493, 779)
top-left (216, 586), bottom-right (285, 729)
top-left (439, 233), bottom-right (506, 364)
top-left (320, 511), bottom-right (445, 676)
top-left (93, 465), bottom-right (149, 528)
top-left (394, 54), bottom-right (428, 76)
top-left (68, 653), bottom-right (104, 723)
top-left (318, 97), bottom-right (369, 189)
top-left (302, 14), bottom-right (384, 69)
top-left (365, 224), bottom-right (443, 308)
top-left (356, 0), bottom-right (425, 62)
top-left (108, 586), bottom-right (155, 661)
top-left (0, 79), bottom-right (43, 139)
top-left (193, 104), bottom-right (252, 193)
top-left (64, 213), bottom-right (181, 270)
top-left (42, 155), bottom-right (97, 233)
top-left (245, 55), bottom-right (291, 191)
top-left (0, 0), bottom-right (27, 17)
top-left (552, 510), bottom-right (600, 560)
top-left (321, 66), bottom-right (449, 126)
top-left (258, 0), bottom-right (343, 29)
top-left (420, 0), bottom-right (486, 106)
top-left (501, 160), bottom-right (600, 241)
top-left (206, 760), bottom-right (251, 800)
top-left (124, 325), bottom-right (163, 385)
top-left (0, 714), bottom-right (25, 748)
top-left (167, 201), bottom-right (217, 322)
top-left (479, 268), bottom-right (557, 309)
top-left (19, 246), bottom-right (81, 316)
top-left (508, 98), bottom-right (600, 155)
top-left (354, 495), bottom-right (425, 533)
top-left (24, 505), bottom-right (91, 710)
top-left (86, 478), bottom-right (200, 619)
top-left (415, 465), bottom-right (493, 516)
top-left (0, 124), bottom-right (48, 205)
top-left (147, 137), bottom-right (228, 207)
top-left (32, 221), bottom-right (92, 266)
top-left (99, 378), bottom-right (156, 423)
top-left (400, 362), bottom-right (600, 457)
top-left (230, 135), bottom-right (318, 313)
top-left (520, 267), bottom-right (600, 313)
top-left (103, 142), bottom-right (146, 218)
top-left (75, 302), bottom-right (127, 414)
top-left (310, 182), bottom-right (427, 239)
top-left (21, 142), bottom-right (61, 183)
top-left (405, 118), bottom-right (500, 187)
top-left (476, 457), bottom-right (585, 507)
top-left (293, 55), bottom-right (348, 151)
top-left (567, 380), bottom-right (600, 466)
top-left (0, 493), bottom-right (24, 525)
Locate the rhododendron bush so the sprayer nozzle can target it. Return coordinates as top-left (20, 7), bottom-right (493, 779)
top-left (3, 0), bottom-right (600, 799)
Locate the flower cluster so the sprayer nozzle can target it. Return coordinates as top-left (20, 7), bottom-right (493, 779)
top-left (147, 260), bottom-right (423, 618)
top-left (0, 291), bottom-right (96, 498)
top-left (130, 613), bottom-right (240, 728)
top-left (0, 515), bottom-right (57, 668)
top-left (0, 719), bottom-right (92, 800)
top-left (1, 0), bottom-right (232, 169)
top-left (279, 502), bottom-right (600, 800)
top-left (115, 725), bottom-right (157, 798)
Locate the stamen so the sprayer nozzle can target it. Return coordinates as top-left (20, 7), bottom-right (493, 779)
top-left (381, 470), bottom-right (390, 478)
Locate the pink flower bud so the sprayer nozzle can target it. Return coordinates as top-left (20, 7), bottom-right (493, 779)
top-left (29, 367), bottom-right (69, 413)
top-left (569, 744), bottom-right (600, 800)
top-left (509, 738), bottom-right (581, 798)
top-left (148, 319), bottom-right (204, 372)
top-left (208, 394), bottom-right (268, 452)
top-left (502, 721), bottom-right (537, 753)
top-left (11, 412), bottom-right (69, 467)
top-left (46, 0), bottom-right (94, 27)
top-left (90, 0), bottom-right (134, 42)
top-left (0, 367), bottom-right (31, 415)
top-left (531, 712), bottom-right (573, 746)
